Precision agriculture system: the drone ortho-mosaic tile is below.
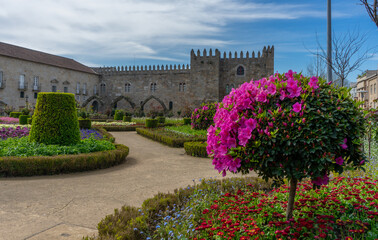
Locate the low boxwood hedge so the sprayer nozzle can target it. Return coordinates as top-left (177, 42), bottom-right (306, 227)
top-left (92, 126), bottom-right (115, 143)
top-left (10, 112), bottom-right (22, 118)
top-left (0, 144), bottom-right (129, 177)
top-left (145, 119), bottom-right (158, 128)
top-left (183, 118), bottom-right (191, 125)
top-left (78, 118), bottom-right (92, 129)
top-left (123, 116), bottom-right (132, 122)
top-left (184, 141), bottom-right (208, 158)
top-left (136, 127), bottom-right (206, 147)
top-left (19, 115), bottom-right (29, 125)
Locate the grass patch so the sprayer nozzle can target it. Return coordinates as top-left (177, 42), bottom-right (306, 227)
top-left (136, 127), bottom-right (206, 147)
top-left (165, 124), bottom-right (207, 137)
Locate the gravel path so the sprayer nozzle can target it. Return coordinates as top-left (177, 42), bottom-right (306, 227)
top-left (0, 132), bottom-right (248, 240)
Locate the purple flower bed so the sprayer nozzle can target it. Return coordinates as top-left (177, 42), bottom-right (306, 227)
top-left (0, 117), bottom-right (19, 124)
top-left (80, 129), bottom-right (103, 140)
top-left (0, 126), bottom-right (29, 140)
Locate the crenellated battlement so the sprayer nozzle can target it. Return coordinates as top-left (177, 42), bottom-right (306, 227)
top-left (92, 63), bottom-right (190, 75)
top-left (221, 45), bottom-right (274, 60)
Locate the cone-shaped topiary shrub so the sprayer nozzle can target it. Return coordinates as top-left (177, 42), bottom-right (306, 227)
top-left (29, 92), bottom-right (80, 146)
top-left (207, 70), bottom-right (366, 220)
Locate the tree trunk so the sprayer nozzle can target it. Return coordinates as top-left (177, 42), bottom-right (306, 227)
top-left (286, 178), bottom-right (298, 220)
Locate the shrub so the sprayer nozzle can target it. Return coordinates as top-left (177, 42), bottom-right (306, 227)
top-left (184, 141), bottom-right (208, 157)
top-left (21, 107), bottom-right (31, 116)
top-left (29, 93), bottom-right (81, 146)
top-left (207, 70), bottom-right (366, 219)
top-left (145, 119), bottom-right (158, 128)
top-left (0, 144), bottom-right (129, 177)
top-left (123, 116), bottom-right (132, 122)
top-left (157, 116), bottom-right (165, 124)
top-left (19, 115), bottom-right (29, 125)
top-left (114, 110), bottom-right (124, 120)
top-left (27, 117), bottom-right (32, 125)
top-left (183, 118), bottom-right (191, 125)
top-left (191, 102), bottom-right (218, 130)
top-left (78, 118), bottom-right (92, 129)
top-left (9, 112), bottom-right (22, 118)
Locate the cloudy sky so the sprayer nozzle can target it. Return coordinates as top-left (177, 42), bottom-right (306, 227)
top-left (0, 0), bottom-right (377, 82)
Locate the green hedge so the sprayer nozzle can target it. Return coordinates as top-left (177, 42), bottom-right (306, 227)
top-left (145, 119), bottom-right (158, 128)
top-left (96, 125), bottom-right (142, 132)
top-left (92, 126), bottom-right (115, 143)
top-left (29, 92), bottom-right (80, 146)
top-left (184, 141), bottom-right (208, 158)
top-left (19, 115), bottom-right (29, 125)
top-left (27, 117), bottom-right (32, 125)
top-left (114, 110), bottom-right (124, 120)
top-left (10, 112), bottom-right (22, 118)
top-left (183, 118), bottom-right (191, 125)
top-left (157, 116), bottom-right (165, 124)
top-left (0, 144), bottom-right (129, 177)
top-left (123, 116), bottom-right (132, 122)
top-left (136, 128), bottom-right (206, 147)
top-left (79, 118), bottom-right (92, 129)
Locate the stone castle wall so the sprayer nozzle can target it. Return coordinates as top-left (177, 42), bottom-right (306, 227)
top-left (91, 46), bottom-right (274, 115)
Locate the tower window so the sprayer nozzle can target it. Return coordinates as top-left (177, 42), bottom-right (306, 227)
top-left (100, 83), bottom-right (106, 94)
top-left (125, 83), bottom-right (131, 92)
top-left (150, 83), bottom-right (157, 92)
top-left (236, 66), bottom-right (244, 76)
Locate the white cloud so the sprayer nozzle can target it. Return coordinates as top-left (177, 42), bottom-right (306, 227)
top-left (0, 0), bottom-right (334, 65)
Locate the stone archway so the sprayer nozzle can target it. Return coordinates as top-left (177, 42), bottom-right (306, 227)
top-left (110, 96), bottom-right (136, 109)
top-left (140, 95), bottom-right (168, 113)
top-left (81, 95), bottom-right (105, 108)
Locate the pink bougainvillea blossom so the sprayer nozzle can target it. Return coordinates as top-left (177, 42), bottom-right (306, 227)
top-left (340, 138), bottom-right (348, 150)
top-left (309, 76), bottom-right (319, 89)
top-left (335, 156), bottom-right (344, 165)
top-left (292, 102), bottom-right (302, 113)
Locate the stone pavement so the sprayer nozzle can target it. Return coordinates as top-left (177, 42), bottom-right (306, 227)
top-left (0, 132), bottom-right (249, 240)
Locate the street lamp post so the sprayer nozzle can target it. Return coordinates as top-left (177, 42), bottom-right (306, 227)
top-left (327, 0), bottom-right (333, 83)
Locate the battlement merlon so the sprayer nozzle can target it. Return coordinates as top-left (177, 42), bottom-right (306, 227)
top-left (91, 64), bottom-right (191, 75)
top-left (220, 45), bottom-right (274, 60)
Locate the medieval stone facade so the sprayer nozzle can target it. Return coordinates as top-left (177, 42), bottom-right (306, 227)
top-left (0, 42), bottom-right (274, 116)
top-left (90, 47), bottom-right (274, 115)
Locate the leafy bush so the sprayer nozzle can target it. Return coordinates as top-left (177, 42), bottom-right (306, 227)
top-left (78, 118), bottom-right (92, 129)
top-left (207, 70), bottom-right (366, 219)
top-left (0, 144), bottom-right (129, 177)
top-left (123, 116), bottom-right (132, 122)
top-left (27, 117), bottom-right (32, 125)
top-left (21, 107), bottom-right (31, 116)
top-left (184, 141), bottom-right (208, 157)
top-left (157, 116), bottom-right (165, 124)
top-left (29, 93), bottom-right (80, 146)
top-left (191, 102), bottom-right (218, 130)
top-left (114, 110), bottom-right (124, 120)
top-left (19, 115), bottom-right (29, 125)
top-left (145, 119), bottom-right (158, 128)
top-left (9, 112), bottom-right (22, 118)
top-left (183, 118), bottom-right (191, 125)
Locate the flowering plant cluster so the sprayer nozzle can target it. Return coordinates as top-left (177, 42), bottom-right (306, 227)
top-left (80, 129), bottom-right (103, 140)
top-left (193, 177), bottom-right (378, 240)
top-left (0, 117), bottom-right (19, 124)
top-left (92, 121), bottom-right (136, 126)
top-left (191, 102), bottom-right (218, 130)
top-left (0, 126), bottom-right (30, 140)
top-left (207, 71), bottom-right (366, 187)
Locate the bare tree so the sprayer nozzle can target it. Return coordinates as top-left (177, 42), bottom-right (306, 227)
top-left (360, 0), bottom-right (378, 28)
top-left (314, 29), bottom-right (374, 87)
top-left (306, 50), bottom-right (327, 79)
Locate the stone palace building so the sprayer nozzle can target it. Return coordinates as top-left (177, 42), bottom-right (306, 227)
top-left (0, 41), bottom-right (274, 115)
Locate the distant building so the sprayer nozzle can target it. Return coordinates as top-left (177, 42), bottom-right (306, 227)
top-left (356, 69), bottom-right (378, 109)
top-left (0, 42), bottom-right (274, 115)
top-left (349, 82), bottom-right (357, 100)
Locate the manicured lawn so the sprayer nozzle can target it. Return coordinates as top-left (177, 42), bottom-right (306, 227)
top-left (165, 124), bottom-right (207, 137)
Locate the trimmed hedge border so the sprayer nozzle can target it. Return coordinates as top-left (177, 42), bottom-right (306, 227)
top-left (136, 127), bottom-right (206, 147)
top-left (93, 124), bottom-right (144, 132)
top-left (0, 144), bottom-right (129, 177)
top-left (184, 141), bottom-right (208, 158)
top-left (92, 126), bottom-right (116, 143)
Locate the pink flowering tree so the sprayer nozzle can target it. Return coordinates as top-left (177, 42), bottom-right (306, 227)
top-left (207, 70), bottom-right (366, 220)
top-left (191, 102), bottom-right (218, 130)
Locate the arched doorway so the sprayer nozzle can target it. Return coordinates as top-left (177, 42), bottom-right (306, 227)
top-left (91, 101), bottom-right (99, 112)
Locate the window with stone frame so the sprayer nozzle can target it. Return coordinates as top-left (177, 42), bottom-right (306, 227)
top-left (150, 83), bottom-right (157, 92)
top-left (0, 71), bottom-right (3, 88)
top-left (33, 76), bottom-right (39, 90)
top-left (52, 85), bottom-right (57, 92)
top-left (64, 87), bottom-right (68, 93)
top-left (19, 74), bottom-right (25, 89)
top-left (76, 83), bottom-right (80, 94)
top-left (226, 84), bottom-right (230, 94)
top-left (100, 83), bottom-right (106, 94)
top-left (182, 83), bottom-right (186, 92)
top-left (236, 66), bottom-right (244, 76)
top-left (125, 83), bottom-right (131, 92)
top-left (34, 92), bottom-right (38, 99)
top-left (20, 91), bottom-right (24, 98)
top-left (83, 83), bottom-right (87, 95)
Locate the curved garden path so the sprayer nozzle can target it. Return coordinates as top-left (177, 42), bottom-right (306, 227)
top-left (0, 132), bottom-right (251, 240)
